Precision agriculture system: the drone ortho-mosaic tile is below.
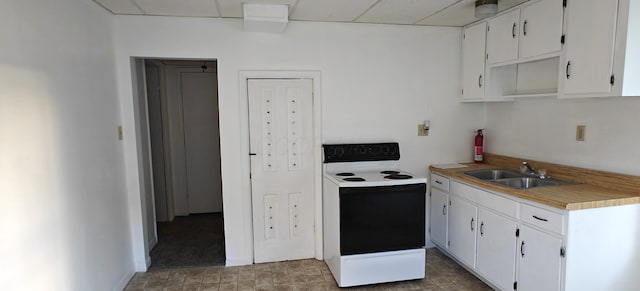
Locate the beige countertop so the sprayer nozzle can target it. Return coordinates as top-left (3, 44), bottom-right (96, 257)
top-left (430, 161), bottom-right (640, 211)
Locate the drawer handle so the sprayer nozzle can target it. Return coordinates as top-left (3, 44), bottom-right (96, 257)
top-left (533, 215), bottom-right (548, 222)
top-left (480, 222), bottom-right (484, 236)
top-left (435, 180), bottom-right (443, 185)
top-left (523, 20), bottom-right (528, 36)
top-left (566, 61), bottom-right (571, 79)
top-left (470, 217), bottom-right (475, 232)
top-left (512, 22), bottom-right (517, 38)
top-left (442, 205), bottom-right (446, 215)
top-left (521, 241), bottom-right (525, 257)
top-left (478, 74), bottom-right (483, 88)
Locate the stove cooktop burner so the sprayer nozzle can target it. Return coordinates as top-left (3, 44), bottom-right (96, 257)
top-left (336, 172), bottom-right (355, 176)
top-left (343, 177), bottom-right (366, 182)
top-left (384, 174), bottom-right (413, 180)
top-left (381, 170), bottom-right (400, 174)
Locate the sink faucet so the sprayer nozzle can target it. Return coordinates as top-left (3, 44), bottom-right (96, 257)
top-left (521, 162), bottom-right (549, 179)
top-left (521, 162), bottom-right (535, 175)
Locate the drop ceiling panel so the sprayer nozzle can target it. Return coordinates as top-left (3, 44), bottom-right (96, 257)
top-left (418, 0), bottom-right (530, 26)
top-left (290, 0), bottom-right (377, 22)
top-left (217, 0), bottom-right (297, 18)
top-left (417, 0), bottom-right (476, 26)
top-left (134, 0), bottom-right (219, 17)
top-left (94, 0), bottom-right (144, 14)
top-left (356, 0), bottom-right (459, 25)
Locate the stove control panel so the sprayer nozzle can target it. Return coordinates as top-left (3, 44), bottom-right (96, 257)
top-left (323, 143), bottom-right (400, 163)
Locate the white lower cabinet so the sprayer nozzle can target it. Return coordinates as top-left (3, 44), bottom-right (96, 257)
top-left (429, 188), bottom-right (449, 248)
top-left (447, 195), bottom-right (477, 268)
top-left (476, 209), bottom-right (517, 291)
top-left (517, 225), bottom-right (562, 291)
top-left (430, 172), bottom-right (640, 291)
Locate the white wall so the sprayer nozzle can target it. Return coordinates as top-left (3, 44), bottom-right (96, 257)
top-left (0, 0), bottom-right (134, 290)
top-left (486, 97), bottom-right (640, 175)
top-left (113, 16), bottom-right (485, 268)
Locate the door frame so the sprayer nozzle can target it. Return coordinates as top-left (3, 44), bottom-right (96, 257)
top-left (239, 71), bottom-right (323, 262)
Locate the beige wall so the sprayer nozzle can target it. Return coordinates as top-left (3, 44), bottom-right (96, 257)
top-left (0, 0), bottom-right (134, 290)
top-left (486, 97), bottom-right (640, 175)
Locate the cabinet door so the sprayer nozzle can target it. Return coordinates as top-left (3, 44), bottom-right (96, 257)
top-left (429, 188), bottom-right (448, 248)
top-left (517, 225), bottom-right (563, 291)
top-left (476, 209), bottom-right (517, 291)
top-left (461, 21), bottom-right (487, 100)
top-left (448, 195), bottom-right (478, 268)
top-left (561, 0), bottom-right (618, 96)
top-left (519, 0), bottom-right (563, 59)
top-left (487, 9), bottom-right (520, 64)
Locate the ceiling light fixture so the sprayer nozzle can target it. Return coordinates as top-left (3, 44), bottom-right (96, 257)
top-left (475, 0), bottom-right (498, 18)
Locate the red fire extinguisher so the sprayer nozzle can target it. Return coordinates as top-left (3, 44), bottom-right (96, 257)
top-left (474, 129), bottom-right (484, 163)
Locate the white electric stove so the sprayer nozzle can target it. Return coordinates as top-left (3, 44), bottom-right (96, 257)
top-left (322, 143), bottom-right (427, 287)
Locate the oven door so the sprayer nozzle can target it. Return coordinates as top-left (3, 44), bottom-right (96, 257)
top-left (339, 183), bottom-right (426, 255)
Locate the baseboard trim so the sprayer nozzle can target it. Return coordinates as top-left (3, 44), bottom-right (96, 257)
top-left (114, 270), bottom-right (136, 291)
top-left (225, 257), bottom-right (253, 266)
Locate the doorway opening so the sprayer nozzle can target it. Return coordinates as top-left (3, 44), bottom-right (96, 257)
top-left (141, 58), bottom-right (225, 269)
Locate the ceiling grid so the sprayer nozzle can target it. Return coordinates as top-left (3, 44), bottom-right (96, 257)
top-left (92, 0), bottom-right (530, 27)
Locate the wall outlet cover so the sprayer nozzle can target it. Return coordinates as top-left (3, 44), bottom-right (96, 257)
top-left (418, 124), bottom-right (428, 136)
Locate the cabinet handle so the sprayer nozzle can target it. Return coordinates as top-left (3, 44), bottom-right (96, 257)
top-left (566, 61), bottom-right (571, 79)
top-left (521, 241), bottom-right (525, 257)
top-left (532, 215), bottom-right (548, 222)
top-left (512, 23), bottom-right (517, 38)
top-left (470, 217), bottom-right (475, 231)
top-left (442, 205), bottom-right (446, 215)
top-left (480, 222), bottom-right (484, 236)
top-left (523, 20), bottom-right (528, 36)
top-left (435, 180), bottom-right (443, 184)
top-left (478, 75), bottom-right (483, 88)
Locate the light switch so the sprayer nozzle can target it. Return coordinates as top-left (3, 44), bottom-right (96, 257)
top-left (118, 126), bottom-right (123, 140)
top-left (576, 125), bottom-right (586, 141)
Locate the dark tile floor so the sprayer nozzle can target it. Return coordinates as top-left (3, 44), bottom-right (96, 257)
top-left (127, 248), bottom-right (492, 291)
top-left (150, 213), bottom-right (226, 270)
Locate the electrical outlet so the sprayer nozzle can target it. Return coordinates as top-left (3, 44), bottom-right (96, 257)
top-left (576, 125), bottom-right (586, 141)
top-left (418, 124), bottom-right (428, 136)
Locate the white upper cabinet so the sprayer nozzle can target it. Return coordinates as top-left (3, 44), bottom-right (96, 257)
top-left (487, 0), bottom-right (563, 65)
top-left (560, 0), bottom-right (618, 97)
top-left (487, 9), bottom-right (520, 65)
top-left (461, 21), bottom-right (487, 101)
top-left (560, 0), bottom-right (640, 98)
top-left (519, 0), bottom-right (564, 59)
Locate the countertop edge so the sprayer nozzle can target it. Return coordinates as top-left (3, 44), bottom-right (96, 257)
top-left (429, 164), bottom-right (640, 211)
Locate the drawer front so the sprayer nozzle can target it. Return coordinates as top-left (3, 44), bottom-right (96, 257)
top-left (451, 181), bottom-right (518, 218)
top-left (431, 173), bottom-right (450, 192)
top-left (521, 204), bottom-right (564, 234)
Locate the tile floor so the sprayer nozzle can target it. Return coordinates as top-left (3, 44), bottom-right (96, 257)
top-left (150, 213), bottom-right (225, 270)
top-left (125, 248), bottom-right (492, 291)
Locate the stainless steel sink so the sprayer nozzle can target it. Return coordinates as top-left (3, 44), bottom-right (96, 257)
top-left (463, 169), bottom-right (525, 180)
top-left (492, 177), bottom-right (560, 189)
top-left (462, 169), bottom-right (571, 189)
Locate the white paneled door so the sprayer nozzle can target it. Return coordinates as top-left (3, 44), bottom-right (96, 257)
top-left (248, 79), bottom-right (315, 263)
